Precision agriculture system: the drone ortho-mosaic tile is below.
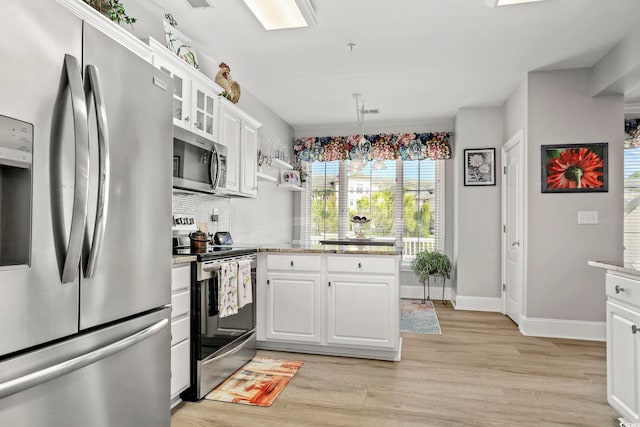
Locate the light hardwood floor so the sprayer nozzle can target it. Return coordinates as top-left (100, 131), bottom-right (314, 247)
top-left (171, 301), bottom-right (619, 426)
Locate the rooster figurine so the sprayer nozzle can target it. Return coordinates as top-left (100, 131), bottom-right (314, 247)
top-left (214, 62), bottom-right (241, 104)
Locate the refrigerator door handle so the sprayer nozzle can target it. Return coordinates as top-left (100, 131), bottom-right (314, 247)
top-left (60, 54), bottom-right (90, 284)
top-left (83, 64), bottom-right (110, 278)
top-left (0, 318), bottom-right (168, 399)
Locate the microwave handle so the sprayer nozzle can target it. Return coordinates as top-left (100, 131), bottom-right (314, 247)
top-left (210, 149), bottom-right (221, 191)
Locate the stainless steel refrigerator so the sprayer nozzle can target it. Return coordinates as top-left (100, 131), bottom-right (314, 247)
top-left (0, 1), bottom-right (173, 425)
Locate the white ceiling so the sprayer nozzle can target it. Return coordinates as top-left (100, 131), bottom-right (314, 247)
top-left (138, 0), bottom-right (640, 130)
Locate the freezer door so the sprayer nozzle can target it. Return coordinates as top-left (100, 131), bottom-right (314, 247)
top-left (0, 308), bottom-right (171, 427)
top-left (0, 1), bottom-right (83, 355)
top-left (80, 23), bottom-right (173, 329)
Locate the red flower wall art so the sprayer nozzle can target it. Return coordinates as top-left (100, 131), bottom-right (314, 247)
top-left (541, 143), bottom-right (608, 193)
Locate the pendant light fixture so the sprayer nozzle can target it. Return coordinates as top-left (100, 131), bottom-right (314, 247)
top-left (349, 93), bottom-right (366, 173)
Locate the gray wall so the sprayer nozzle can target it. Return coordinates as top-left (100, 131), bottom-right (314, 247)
top-left (453, 107), bottom-right (504, 299)
top-left (526, 68), bottom-right (624, 321)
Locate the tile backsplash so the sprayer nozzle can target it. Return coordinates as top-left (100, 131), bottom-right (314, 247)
top-left (172, 190), bottom-right (230, 235)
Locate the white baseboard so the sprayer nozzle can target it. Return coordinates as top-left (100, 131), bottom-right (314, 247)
top-left (454, 295), bottom-right (503, 312)
top-left (519, 315), bottom-right (605, 341)
top-left (400, 284), bottom-right (452, 301)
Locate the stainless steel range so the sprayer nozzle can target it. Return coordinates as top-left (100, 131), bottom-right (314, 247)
top-left (172, 214), bottom-right (257, 401)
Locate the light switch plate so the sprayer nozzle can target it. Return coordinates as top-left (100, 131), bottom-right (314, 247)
top-left (578, 210), bottom-right (598, 225)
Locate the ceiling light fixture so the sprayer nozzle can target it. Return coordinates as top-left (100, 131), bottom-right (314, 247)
top-left (243, 0), bottom-right (317, 30)
top-left (184, 0), bottom-right (212, 8)
top-left (485, 0), bottom-right (544, 7)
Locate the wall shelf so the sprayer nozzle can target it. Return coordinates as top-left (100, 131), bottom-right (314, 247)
top-left (270, 158), bottom-right (293, 170)
top-left (278, 183), bottom-right (304, 191)
top-left (257, 172), bottom-right (277, 183)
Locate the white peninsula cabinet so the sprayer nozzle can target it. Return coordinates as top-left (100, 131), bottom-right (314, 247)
top-left (327, 255), bottom-right (398, 349)
top-left (257, 251), bottom-right (401, 361)
top-left (264, 254), bottom-right (322, 343)
top-left (605, 272), bottom-right (640, 423)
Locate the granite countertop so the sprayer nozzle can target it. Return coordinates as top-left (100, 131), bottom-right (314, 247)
top-left (588, 260), bottom-right (640, 276)
top-left (172, 254), bottom-right (197, 264)
top-left (255, 242), bottom-right (401, 256)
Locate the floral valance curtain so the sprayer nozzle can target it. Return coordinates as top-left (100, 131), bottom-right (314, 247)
top-left (293, 132), bottom-right (453, 163)
top-left (626, 118), bottom-right (640, 148)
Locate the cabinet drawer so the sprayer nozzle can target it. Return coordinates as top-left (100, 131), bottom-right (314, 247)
top-left (606, 273), bottom-right (640, 308)
top-left (328, 256), bottom-right (397, 275)
top-left (267, 254), bottom-right (321, 272)
top-left (171, 315), bottom-right (190, 346)
top-left (170, 339), bottom-right (191, 398)
top-left (171, 290), bottom-right (190, 319)
top-left (172, 264), bottom-right (191, 292)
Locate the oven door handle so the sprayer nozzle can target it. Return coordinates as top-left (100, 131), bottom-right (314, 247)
top-left (201, 331), bottom-right (256, 365)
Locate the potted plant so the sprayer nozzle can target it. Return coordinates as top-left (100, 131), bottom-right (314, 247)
top-left (84, 0), bottom-right (137, 26)
top-left (410, 250), bottom-right (451, 304)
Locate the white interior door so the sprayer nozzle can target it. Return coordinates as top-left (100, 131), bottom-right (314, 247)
top-left (502, 130), bottom-right (524, 325)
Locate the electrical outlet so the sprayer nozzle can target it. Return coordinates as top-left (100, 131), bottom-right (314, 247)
top-left (211, 208), bottom-right (219, 222)
top-left (578, 210), bottom-right (598, 225)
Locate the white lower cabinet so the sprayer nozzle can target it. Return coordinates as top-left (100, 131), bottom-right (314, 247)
top-left (170, 263), bottom-right (192, 407)
top-left (327, 274), bottom-right (396, 349)
top-left (605, 272), bottom-right (640, 422)
top-left (265, 273), bottom-right (322, 343)
top-left (257, 252), bottom-right (401, 360)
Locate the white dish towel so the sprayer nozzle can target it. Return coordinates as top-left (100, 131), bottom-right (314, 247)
top-left (218, 262), bottom-right (238, 318)
top-left (237, 259), bottom-right (253, 308)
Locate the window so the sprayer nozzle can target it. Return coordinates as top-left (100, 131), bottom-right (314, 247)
top-left (303, 159), bottom-right (444, 260)
top-left (624, 147), bottom-right (640, 268)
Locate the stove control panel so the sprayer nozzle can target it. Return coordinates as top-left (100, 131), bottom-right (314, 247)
top-left (172, 213), bottom-right (197, 234)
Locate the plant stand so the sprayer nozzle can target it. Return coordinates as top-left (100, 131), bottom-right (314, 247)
top-left (421, 275), bottom-right (447, 305)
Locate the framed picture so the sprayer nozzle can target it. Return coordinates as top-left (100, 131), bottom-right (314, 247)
top-left (464, 148), bottom-right (496, 186)
top-left (541, 143), bottom-right (608, 193)
top-left (280, 169), bottom-right (301, 186)
top-left (163, 21), bottom-right (199, 69)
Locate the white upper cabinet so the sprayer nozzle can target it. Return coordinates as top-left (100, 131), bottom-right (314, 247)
top-left (147, 37), bottom-right (262, 197)
top-left (148, 38), bottom-right (220, 140)
top-left (217, 98), bottom-right (262, 198)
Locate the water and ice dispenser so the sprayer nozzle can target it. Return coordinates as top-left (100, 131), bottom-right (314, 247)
top-left (0, 115), bottom-right (32, 268)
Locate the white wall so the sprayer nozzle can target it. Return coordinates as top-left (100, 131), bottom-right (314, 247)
top-left (453, 107), bottom-right (504, 301)
top-left (526, 68), bottom-right (623, 321)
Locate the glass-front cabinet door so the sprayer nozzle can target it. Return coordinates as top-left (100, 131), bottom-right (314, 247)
top-left (191, 77), bottom-right (217, 140)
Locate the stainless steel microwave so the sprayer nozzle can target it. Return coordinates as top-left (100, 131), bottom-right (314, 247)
top-left (172, 127), bottom-right (227, 195)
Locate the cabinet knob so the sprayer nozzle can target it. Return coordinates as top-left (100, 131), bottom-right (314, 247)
top-left (615, 285), bottom-right (625, 294)
top-left (358, 262), bottom-right (362, 269)
top-left (328, 281), bottom-right (331, 287)
top-left (185, 116), bottom-right (190, 122)
top-left (267, 279), bottom-right (270, 285)
top-left (633, 325), bottom-right (638, 334)
top-left (290, 260), bottom-right (294, 267)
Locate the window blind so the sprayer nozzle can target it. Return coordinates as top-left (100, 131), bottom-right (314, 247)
top-left (301, 158), bottom-right (444, 261)
top-left (625, 147), bottom-right (640, 268)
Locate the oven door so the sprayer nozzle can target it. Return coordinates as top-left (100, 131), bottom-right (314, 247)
top-left (185, 262), bottom-right (257, 400)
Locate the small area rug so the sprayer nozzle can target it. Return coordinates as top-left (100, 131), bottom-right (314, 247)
top-left (205, 356), bottom-right (303, 407)
top-left (400, 299), bottom-right (442, 335)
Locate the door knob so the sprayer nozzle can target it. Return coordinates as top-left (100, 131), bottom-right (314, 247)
top-left (615, 285), bottom-right (625, 294)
